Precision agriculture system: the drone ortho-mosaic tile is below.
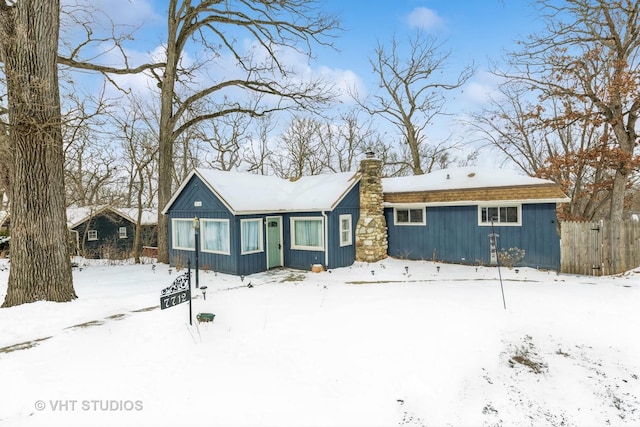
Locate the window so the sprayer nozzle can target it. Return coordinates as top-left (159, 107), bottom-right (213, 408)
top-left (339, 214), bottom-right (352, 246)
top-left (394, 207), bottom-right (425, 225)
top-left (171, 219), bottom-right (195, 250)
top-left (118, 227), bottom-right (128, 239)
top-left (87, 230), bottom-right (98, 241)
top-left (479, 205), bottom-right (521, 226)
top-left (241, 219), bottom-right (263, 254)
top-left (291, 217), bottom-right (324, 250)
top-left (201, 219), bottom-right (230, 254)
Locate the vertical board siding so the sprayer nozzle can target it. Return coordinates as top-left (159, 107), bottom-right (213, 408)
top-left (327, 207), bottom-right (359, 269)
top-left (561, 220), bottom-right (640, 275)
top-left (326, 184), bottom-right (360, 269)
top-left (73, 215), bottom-right (135, 258)
top-left (168, 174), bottom-right (238, 275)
top-left (167, 176), bottom-right (361, 275)
top-left (282, 212), bottom-right (326, 271)
top-left (235, 215), bottom-right (268, 276)
top-left (385, 203), bottom-right (561, 270)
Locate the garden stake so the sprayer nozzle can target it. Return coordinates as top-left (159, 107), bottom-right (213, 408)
top-left (491, 218), bottom-right (507, 310)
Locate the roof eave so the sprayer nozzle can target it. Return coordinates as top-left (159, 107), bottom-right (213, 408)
top-left (383, 197), bottom-right (571, 207)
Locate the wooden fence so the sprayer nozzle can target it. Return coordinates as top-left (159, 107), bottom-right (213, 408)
top-left (560, 220), bottom-right (640, 275)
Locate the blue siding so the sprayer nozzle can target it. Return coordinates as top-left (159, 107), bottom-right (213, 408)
top-left (234, 215), bottom-right (268, 276)
top-left (282, 212), bottom-right (327, 270)
top-left (326, 183), bottom-right (360, 269)
top-left (385, 203), bottom-right (560, 270)
top-left (168, 175), bottom-right (238, 275)
top-left (167, 175), bottom-right (361, 275)
top-left (168, 173), bottom-right (560, 274)
top-left (73, 214), bottom-right (135, 258)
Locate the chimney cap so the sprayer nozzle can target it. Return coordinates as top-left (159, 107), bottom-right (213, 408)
top-left (365, 151), bottom-right (375, 159)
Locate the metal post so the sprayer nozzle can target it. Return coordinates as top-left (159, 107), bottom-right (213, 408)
top-left (187, 259), bottom-right (192, 325)
top-left (194, 216), bottom-right (200, 289)
top-left (491, 218), bottom-right (507, 310)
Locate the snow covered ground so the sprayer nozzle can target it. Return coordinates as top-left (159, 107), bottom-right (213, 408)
top-left (0, 257), bottom-right (638, 427)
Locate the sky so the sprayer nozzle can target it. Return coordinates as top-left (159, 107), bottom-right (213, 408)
top-left (67, 0), bottom-right (548, 167)
top-left (139, 0), bottom-right (543, 103)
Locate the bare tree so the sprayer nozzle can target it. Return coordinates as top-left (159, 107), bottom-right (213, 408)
top-left (63, 92), bottom-right (121, 206)
top-left (271, 116), bottom-right (324, 178)
top-left (304, 109), bottom-right (386, 174)
top-left (467, 84), bottom-right (617, 220)
top-left (112, 97), bottom-right (159, 263)
top-left (356, 32), bottom-right (475, 175)
top-left (243, 116), bottom-right (276, 175)
top-left (200, 113), bottom-right (252, 171)
top-left (268, 110), bottom-right (389, 177)
top-left (330, 109), bottom-right (380, 173)
top-left (0, 0), bottom-right (76, 306)
top-left (501, 0), bottom-right (640, 221)
top-left (154, 0), bottom-right (340, 263)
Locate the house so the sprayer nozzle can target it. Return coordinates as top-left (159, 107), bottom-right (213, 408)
top-left (382, 166), bottom-right (570, 270)
top-left (161, 168), bottom-right (361, 276)
top-left (163, 156), bottom-right (569, 274)
top-left (67, 206), bottom-right (158, 259)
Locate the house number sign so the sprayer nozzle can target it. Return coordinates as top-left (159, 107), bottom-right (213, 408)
top-left (160, 273), bottom-right (191, 310)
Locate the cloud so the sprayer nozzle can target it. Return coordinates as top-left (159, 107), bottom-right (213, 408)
top-left (62, 0), bottom-right (161, 28)
top-left (317, 66), bottom-right (366, 104)
top-left (406, 7), bottom-right (445, 31)
top-left (460, 70), bottom-right (504, 106)
top-left (463, 82), bottom-right (493, 105)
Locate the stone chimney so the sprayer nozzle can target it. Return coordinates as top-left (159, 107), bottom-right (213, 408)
top-left (355, 152), bottom-right (388, 262)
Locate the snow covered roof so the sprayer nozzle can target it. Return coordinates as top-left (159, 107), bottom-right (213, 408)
top-left (163, 168), bottom-right (360, 215)
top-left (67, 206), bottom-right (157, 228)
top-left (383, 166), bottom-right (554, 192)
top-left (382, 166), bottom-right (570, 205)
top-left (116, 207), bottom-right (158, 226)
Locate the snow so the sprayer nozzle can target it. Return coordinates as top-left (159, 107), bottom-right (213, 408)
top-left (166, 168), bottom-right (359, 214)
top-left (382, 166), bottom-right (559, 193)
top-left (66, 206), bottom-right (157, 228)
top-left (1, 257), bottom-right (639, 427)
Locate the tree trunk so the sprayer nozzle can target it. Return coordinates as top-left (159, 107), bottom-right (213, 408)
top-left (609, 170), bottom-right (627, 222)
top-left (406, 126), bottom-right (424, 175)
top-left (156, 1), bottom-right (180, 265)
top-left (0, 0), bottom-right (76, 306)
top-left (133, 171), bottom-right (144, 264)
top-left (609, 123), bottom-right (636, 222)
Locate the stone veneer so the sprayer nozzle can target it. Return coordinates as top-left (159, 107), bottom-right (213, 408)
top-left (355, 155), bottom-right (388, 262)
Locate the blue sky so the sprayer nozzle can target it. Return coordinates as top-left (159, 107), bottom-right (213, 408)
top-left (94, 0), bottom-right (543, 104)
top-left (320, 0), bottom-right (543, 107)
top-left (74, 0), bottom-right (547, 165)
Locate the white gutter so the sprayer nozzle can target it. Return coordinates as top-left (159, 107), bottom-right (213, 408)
top-left (383, 197), bottom-right (571, 208)
top-left (322, 211), bottom-right (329, 269)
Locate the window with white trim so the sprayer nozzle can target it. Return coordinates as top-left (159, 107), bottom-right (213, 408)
top-left (394, 207), bottom-right (425, 225)
top-left (201, 219), bottom-right (230, 254)
top-left (118, 227), bottom-right (128, 239)
top-left (171, 219), bottom-right (195, 250)
top-left (339, 214), bottom-right (352, 246)
top-left (291, 217), bottom-right (324, 250)
top-left (479, 205), bottom-right (521, 226)
top-left (87, 230), bottom-right (98, 241)
top-left (241, 218), bottom-right (263, 254)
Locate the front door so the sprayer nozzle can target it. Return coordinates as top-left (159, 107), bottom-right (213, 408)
top-left (266, 216), bottom-right (283, 269)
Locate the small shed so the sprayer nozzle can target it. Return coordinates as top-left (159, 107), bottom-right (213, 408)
top-left (67, 206), bottom-right (158, 259)
top-left (162, 168), bottom-right (361, 276)
top-left (382, 167), bottom-right (570, 269)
